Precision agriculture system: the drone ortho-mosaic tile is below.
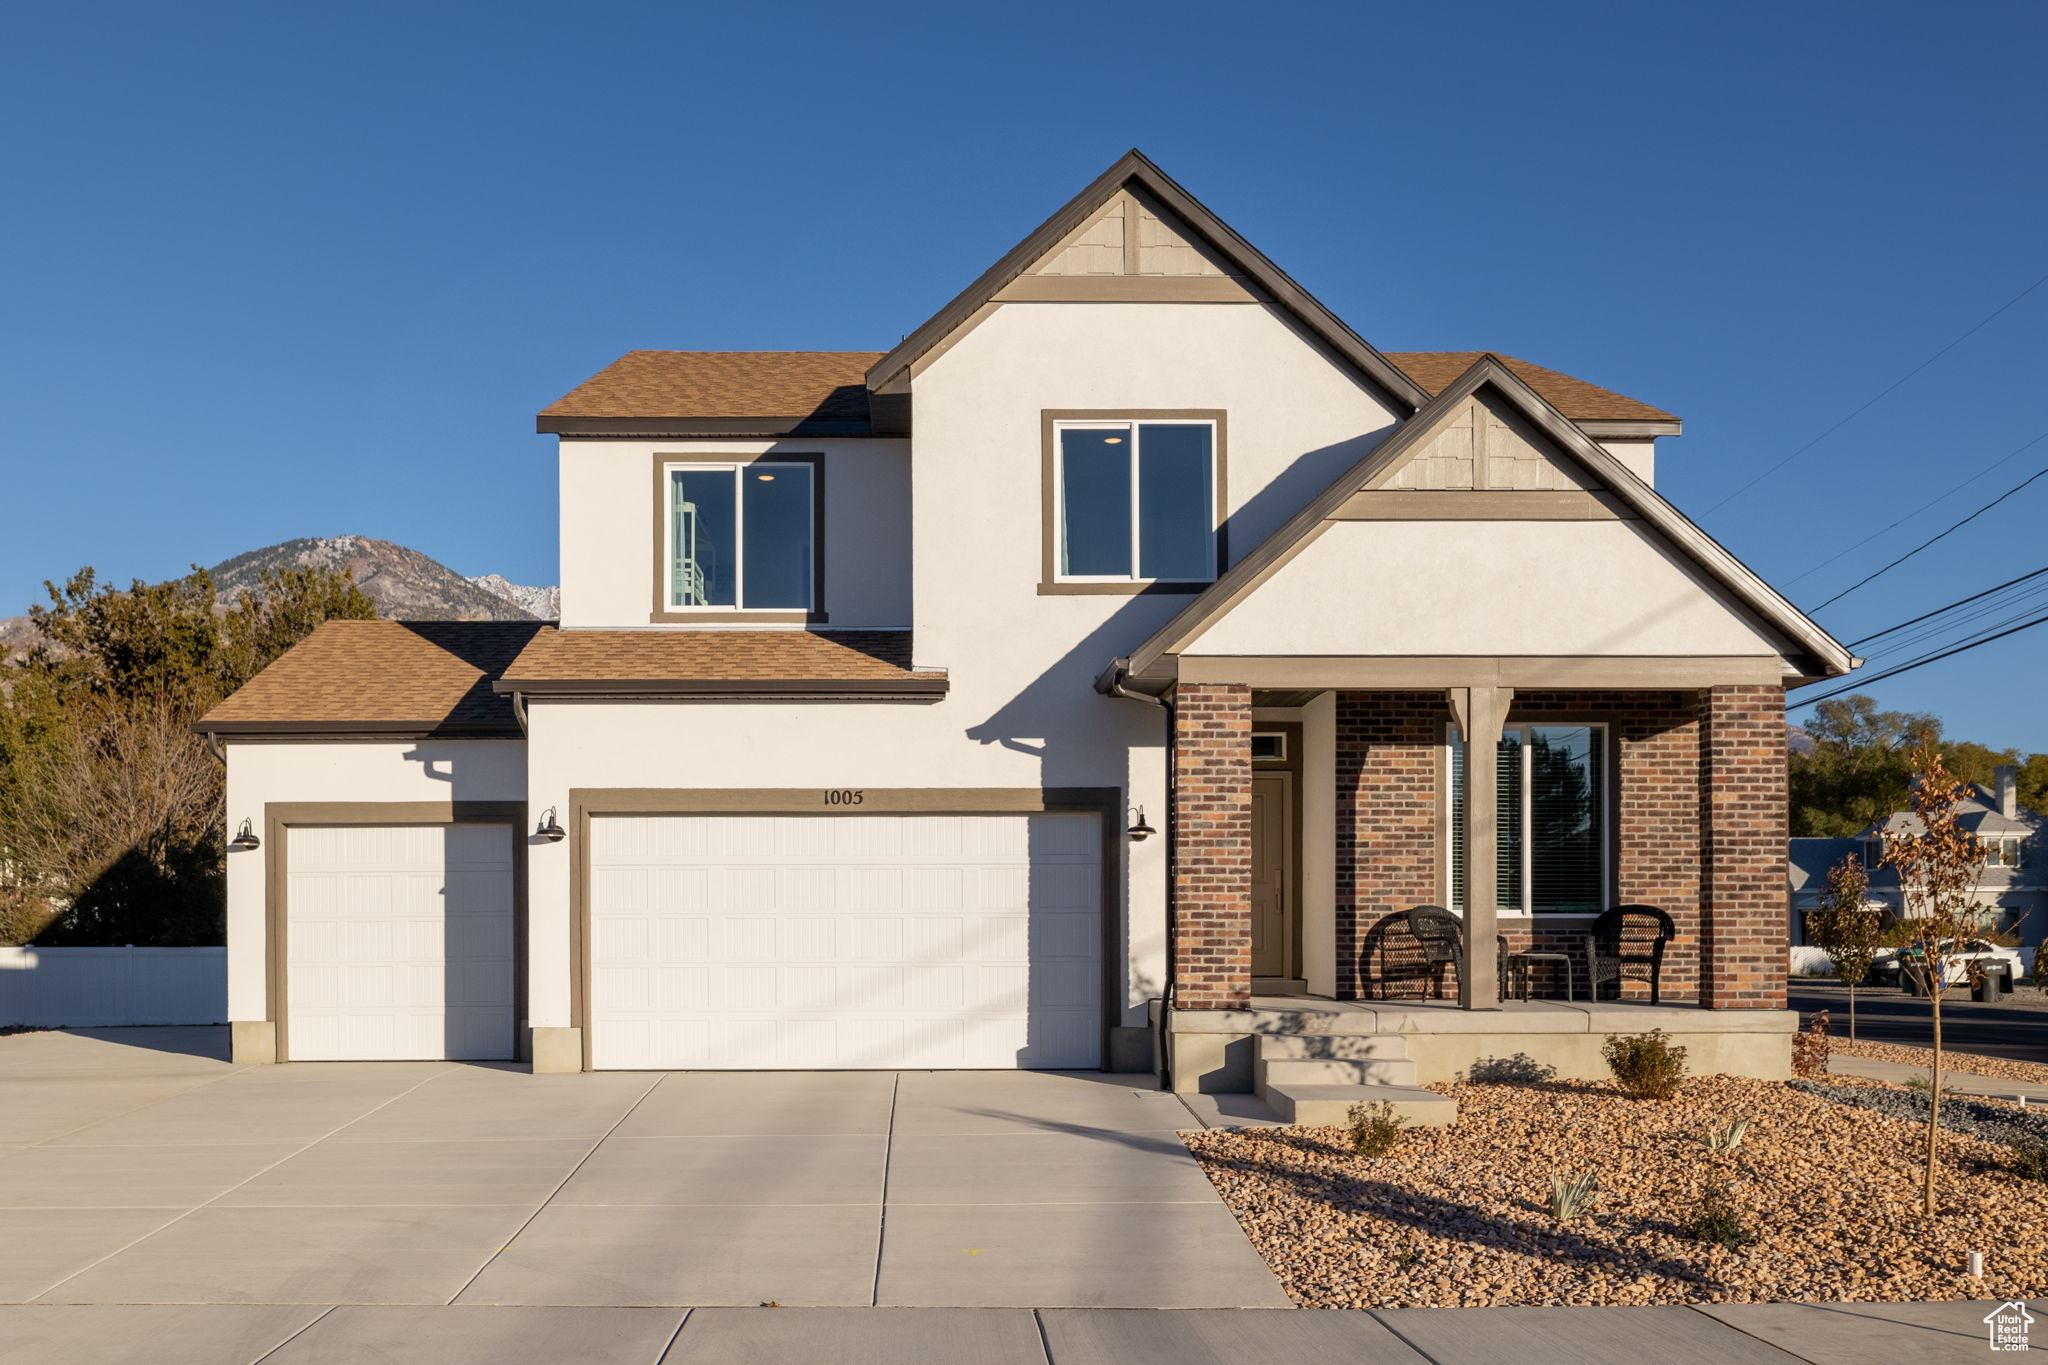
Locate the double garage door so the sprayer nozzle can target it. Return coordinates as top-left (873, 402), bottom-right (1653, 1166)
top-left (587, 812), bottom-right (1104, 1070)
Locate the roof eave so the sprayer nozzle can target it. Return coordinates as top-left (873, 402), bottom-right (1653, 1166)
top-left (491, 676), bottom-right (950, 699)
top-left (538, 416), bottom-right (875, 438)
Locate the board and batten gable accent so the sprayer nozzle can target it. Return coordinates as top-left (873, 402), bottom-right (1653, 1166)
top-left (1700, 684), bottom-right (1790, 1009)
top-left (1172, 685), bottom-right (1253, 1010)
top-left (1379, 389), bottom-right (1598, 493)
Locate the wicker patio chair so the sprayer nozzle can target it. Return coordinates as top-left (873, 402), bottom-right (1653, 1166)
top-left (1404, 905), bottom-right (1509, 1001)
top-left (1584, 905), bottom-right (1676, 1003)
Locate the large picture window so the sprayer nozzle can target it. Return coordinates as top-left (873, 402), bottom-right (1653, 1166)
top-left (665, 462), bottom-right (814, 610)
top-left (1053, 420), bottom-right (1216, 583)
top-left (1448, 723), bottom-right (1608, 915)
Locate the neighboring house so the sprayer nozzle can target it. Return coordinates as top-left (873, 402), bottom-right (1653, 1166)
top-left (1790, 765), bottom-right (2046, 947)
top-left (197, 151), bottom-right (1854, 1087)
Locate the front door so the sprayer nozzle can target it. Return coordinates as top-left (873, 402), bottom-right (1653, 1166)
top-left (1250, 772), bottom-right (1291, 977)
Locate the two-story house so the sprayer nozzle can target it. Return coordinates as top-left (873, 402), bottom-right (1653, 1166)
top-left (1791, 764), bottom-right (2046, 949)
top-left (198, 151), bottom-right (1855, 1097)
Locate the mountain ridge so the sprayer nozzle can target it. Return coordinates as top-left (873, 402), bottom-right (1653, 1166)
top-left (2, 536), bottom-right (559, 657)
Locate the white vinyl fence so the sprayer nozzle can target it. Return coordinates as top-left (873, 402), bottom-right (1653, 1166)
top-left (0, 947), bottom-right (226, 1026)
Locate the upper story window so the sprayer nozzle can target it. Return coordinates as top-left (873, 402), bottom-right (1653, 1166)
top-left (1448, 723), bottom-right (1610, 915)
top-left (1052, 419), bottom-right (1217, 585)
top-left (665, 461), bottom-right (815, 611)
top-left (1985, 835), bottom-right (2028, 869)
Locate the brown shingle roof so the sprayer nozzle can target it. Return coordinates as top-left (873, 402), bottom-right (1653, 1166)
top-left (198, 620), bottom-right (543, 735)
top-left (540, 351), bottom-right (883, 421)
top-left (1385, 352), bottom-right (1677, 424)
top-left (538, 348), bottom-right (1675, 426)
top-left (493, 627), bottom-right (944, 696)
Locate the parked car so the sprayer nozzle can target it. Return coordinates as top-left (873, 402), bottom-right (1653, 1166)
top-left (1869, 938), bottom-right (2022, 988)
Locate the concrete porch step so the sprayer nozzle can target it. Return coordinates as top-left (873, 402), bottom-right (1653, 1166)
top-left (1261, 1081), bottom-right (1458, 1127)
top-left (1256, 1033), bottom-right (1410, 1061)
top-left (1258, 1056), bottom-right (1420, 1087)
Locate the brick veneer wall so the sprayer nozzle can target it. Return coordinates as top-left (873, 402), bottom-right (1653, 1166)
top-left (1335, 692), bottom-right (1444, 999)
top-left (1698, 684), bottom-right (1789, 1009)
top-left (1172, 683), bottom-right (1252, 1009)
top-left (1336, 689), bottom-right (1765, 1004)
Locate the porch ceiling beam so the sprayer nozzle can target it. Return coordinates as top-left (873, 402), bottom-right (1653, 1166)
top-left (1450, 684), bottom-right (1514, 1011)
top-left (1174, 655), bottom-right (1790, 689)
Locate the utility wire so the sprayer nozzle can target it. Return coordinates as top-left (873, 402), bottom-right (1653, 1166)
top-left (1849, 563), bottom-right (2048, 649)
top-left (1859, 582), bottom-right (2048, 662)
top-left (1807, 453), bottom-right (2048, 612)
top-left (1705, 268), bottom-right (2048, 515)
top-left (1791, 609), bottom-right (2048, 709)
top-left (1785, 428), bottom-right (2048, 585)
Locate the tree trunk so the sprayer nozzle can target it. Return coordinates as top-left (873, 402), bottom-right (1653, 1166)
top-left (1849, 981), bottom-right (1857, 1042)
top-left (1925, 985), bottom-right (1942, 1217)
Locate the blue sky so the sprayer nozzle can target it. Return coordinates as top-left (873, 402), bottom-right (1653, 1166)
top-left (3, 2), bottom-right (2045, 747)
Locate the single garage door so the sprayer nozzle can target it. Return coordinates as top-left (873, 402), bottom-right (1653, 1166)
top-left (588, 813), bottom-right (1102, 1070)
top-left (286, 823), bottom-right (515, 1061)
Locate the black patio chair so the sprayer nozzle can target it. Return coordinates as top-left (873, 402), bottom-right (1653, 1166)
top-left (1404, 905), bottom-right (1508, 1001)
top-left (1584, 905), bottom-right (1676, 1003)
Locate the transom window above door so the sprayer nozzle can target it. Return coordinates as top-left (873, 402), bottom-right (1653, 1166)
top-left (1052, 419), bottom-right (1218, 585)
top-left (664, 461), bottom-right (816, 611)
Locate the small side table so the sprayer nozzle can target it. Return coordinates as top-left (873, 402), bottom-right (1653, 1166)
top-left (1506, 951), bottom-right (1577, 1002)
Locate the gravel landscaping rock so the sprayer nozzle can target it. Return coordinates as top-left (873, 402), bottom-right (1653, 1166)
top-left (1833, 1037), bottom-right (2048, 1088)
top-left (1182, 1074), bottom-right (2048, 1309)
top-left (1790, 1079), bottom-right (2048, 1146)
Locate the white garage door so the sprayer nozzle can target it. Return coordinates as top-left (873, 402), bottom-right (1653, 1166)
top-left (588, 813), bottom-right (1102, 1070)
top-left (286, 824), bottom-right (515, 1061)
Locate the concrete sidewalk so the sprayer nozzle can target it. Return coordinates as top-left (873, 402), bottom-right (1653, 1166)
top-left (0, 1300), bottom-right (2010, 1364)
top-left (1829, 1052), bottom-right (2048, 1102)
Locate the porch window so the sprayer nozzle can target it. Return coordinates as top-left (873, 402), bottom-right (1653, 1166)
top-left (1054, 420), bottom-right (1216, 582)
top-left (1447, 723), bottom-right (1608, 914)
top-left (666, 463), bottom-right (814, 609)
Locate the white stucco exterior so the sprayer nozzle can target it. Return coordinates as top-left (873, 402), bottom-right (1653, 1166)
top-left (1187, 519), bottom-right (1793, 659)
top-left (222, 740), bottom-right (527, 1021)
top-left (558, 437), bottom-right (912, 629)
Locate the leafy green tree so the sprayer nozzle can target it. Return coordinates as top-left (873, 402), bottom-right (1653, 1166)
top-left (0, 563), bottom-right (373, 945)
top-left (1803, 854), bottom-right (1896, 1041)
top-left (1790, 696), bottom-right (1939, 836)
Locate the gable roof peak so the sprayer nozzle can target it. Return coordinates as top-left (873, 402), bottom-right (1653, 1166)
top-left (865, 152), bottom-right (1430, 410)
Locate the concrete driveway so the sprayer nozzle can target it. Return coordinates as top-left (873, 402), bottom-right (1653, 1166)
top-left (0, 1028), bottom-right (1285, 1315)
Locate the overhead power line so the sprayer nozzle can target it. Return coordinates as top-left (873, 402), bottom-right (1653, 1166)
top-left (1705, 268), bottom-right (2048, 515)
top-left (1791, 609), bottom-right (2048, 709)
top-left (1785, 428), bottom-right (2048, 586)
top-left (1806, 451), bottom-right (2048, 612)
top-left (1848, 563), bottom-right (2048, 648)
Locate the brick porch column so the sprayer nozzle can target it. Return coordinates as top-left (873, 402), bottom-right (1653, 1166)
top-left (1172, 683), bottom-right (1253, 1009)
top-left (1699, 683), bottom-right (1788, 1009)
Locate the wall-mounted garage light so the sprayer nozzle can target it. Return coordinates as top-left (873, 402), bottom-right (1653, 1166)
top-left (1126, 805), bottom-right (1156, 842)
top-left (537, 808), bottom-right (567, 843)
top-left (229, 819), bottom-right (260, 852)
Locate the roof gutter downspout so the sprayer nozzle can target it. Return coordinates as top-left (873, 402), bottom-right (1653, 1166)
top-left (1101, 659), bottom-right (1176, 1091)
top-left (509, 691), bottom-right (529, 736)
top-left (200, 730), bottom-right (225, 765)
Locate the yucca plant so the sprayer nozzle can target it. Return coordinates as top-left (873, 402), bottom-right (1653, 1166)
top-left (1703, 1116), bottom-right (1751, 1152)
top-left (1546, 1169), bottom-right (1601, 1221)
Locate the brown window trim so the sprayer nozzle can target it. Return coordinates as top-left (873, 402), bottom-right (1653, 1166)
top-left (650, 452), bottom-right (828, 624)
top-left (1038, 410), bottom-right (1227, 596)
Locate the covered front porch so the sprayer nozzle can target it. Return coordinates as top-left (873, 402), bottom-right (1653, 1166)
top-left (1151, 672), bottom-right (1799, 1101)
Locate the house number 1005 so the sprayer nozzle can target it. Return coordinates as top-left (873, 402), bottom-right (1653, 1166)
top-left (822, 790), bottom-right (865, 806)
